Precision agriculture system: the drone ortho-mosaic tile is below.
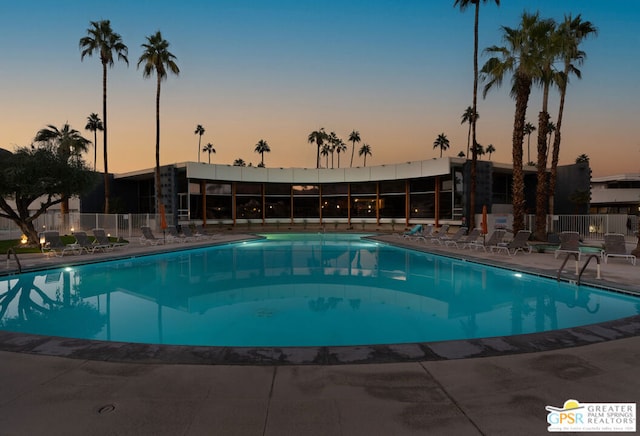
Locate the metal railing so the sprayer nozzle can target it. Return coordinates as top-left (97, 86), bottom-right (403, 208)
top-left (526, 214), bottom-right (638, 241)
top-left (0, 212), bottom-right (173, 240)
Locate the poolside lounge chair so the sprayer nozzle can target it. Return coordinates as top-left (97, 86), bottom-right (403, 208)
top-left (73, 231), bottom-right (111, 253)
top-left (166, 225), bottom-right (191, 243)
top-left (181, 225), bottom-right (207, 240)
top-left (492, 230), bottom-right (532, 256)
top-left (40, 231), bottom-right (83, 257)
top-left (414, 224), bottom-right (435, 242)
top-left (603, 233), bottom-right (636, 265)
top-left (454, 228), bottom-right (482, 249)
top-left (468, 229), bottom-right (505, 252)
top-left (429, 224), bottom-right (450, 244)
top-left (554, 231), bottom-right (581, 260)
top-left (139, 226), bottom-right (165, 245)
top-left (403, 224), bottom-right (423, 238)
top-left (92, 228), bottom-right (127, 249)
top-left (442, 227), bottom-right (468, 247)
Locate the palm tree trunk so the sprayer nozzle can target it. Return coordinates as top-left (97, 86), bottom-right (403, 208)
top-left (466, 122), bottom-right (471, 158)
top-left (102, 62), bottom-right (110, 214)
top-left (197, 135), bottom-right (202, 163)
top-left (549, 80), bottom-right (567, 214)
top-left (535, 81), bottom-right (551, 240)
top-left (511, 73), bottom-right (532, 234)
top-left (261, 151), bottom-right (264, 166)
top-left (93, 130), bottom-right (97, 172)
top-left (350, 142), bottom-right (355, 168)
top-left (155, 76), bottom-right (162, 213)
top-left (469, 1), bottom-right (480, 231)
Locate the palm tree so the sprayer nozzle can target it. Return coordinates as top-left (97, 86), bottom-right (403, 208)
top-left (254, 139), bottom-right (270, 167)
top-left (523, 121), bottom-right (536, 163)
top-left (457, 151), bottom-right (466, 158)
top-left (433, 133), bottom-right (450, 158)
top-left (34, 123), bottom-right (91, 216)
top-left (233, 158), bottom-right (246, 167)
top-left (137, 31), bottom-right (180, 214)
top-left (194, 124), bottom-right (205, 163)
top-left (308, 128), bottom-right (327, 169)
top-left (549, 15), bottom-right (597, 205)
top-left (575, 153), bottom-right (589, 164)
top-left (460, 106), bottom-right (478, 158)
top-left (79, 20), bottom-right (128, 213)
top-left (486, 144), bottom-right (496, 160)
top-left (335, 137), bottom-right (347, 168)
top-left (473, 143), bottom-right (485, 159)
top-left (358, 143), bottom-right (372, 167)
top-left (202, 142), bottom-right (216, 164)
top-left (320, 143), bottom-right (331, 168)
top-left (481, 12), bottom-right (549, 233)
top-left (533, 18), bottom-right (559, 240)
top-left (348, 130), bottom-right (361, 168)
top-left (455, 0), bottom-right (501, 230)
top-left (84, 113), bottom-right (103, 171)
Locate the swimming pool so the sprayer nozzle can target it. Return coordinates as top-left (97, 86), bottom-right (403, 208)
top-left (0, 233), bottom-right (638, 348)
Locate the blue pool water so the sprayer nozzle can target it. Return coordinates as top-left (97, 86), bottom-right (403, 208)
top-left (0, 233), bottom-right (638, 347)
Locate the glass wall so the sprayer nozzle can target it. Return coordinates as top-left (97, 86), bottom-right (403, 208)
top-left (265, 183), bottom-right (291, 219)
top-left (409, 178), bottom-right (435, 218)
top-left (293, 185), bottom-right (319, 218)
top-left (236, 183), bottom-right (262, 220)
top-left (321, 183), bottom-right (348, 219)
top-left (350, 182), bottom-right (377, 218)
top-left (379, 180), bottom-right (406, 218)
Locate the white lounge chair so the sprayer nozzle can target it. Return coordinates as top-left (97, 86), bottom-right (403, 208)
top-left (139, 226), bottom-right (165, 245)
top-left (492, 230), bottom-right (532, 256)
top-left (40, 231), bottom-right (83, 257)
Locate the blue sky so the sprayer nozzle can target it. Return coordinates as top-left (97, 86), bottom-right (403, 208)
top-left (0, 0), bottom-right (638, 176)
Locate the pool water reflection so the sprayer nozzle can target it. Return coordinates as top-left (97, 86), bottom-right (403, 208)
top-left (0, 234), bottom-right (638, 347)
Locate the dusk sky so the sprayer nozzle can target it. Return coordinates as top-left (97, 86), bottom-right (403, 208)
top-left (1, 0), bottom-right (638, 177)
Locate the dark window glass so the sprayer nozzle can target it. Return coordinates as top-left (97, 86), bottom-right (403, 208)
top-left (236, 196), bottom-right (262, 219)
top-left (410, 178), bottom-right (435, 193)
top-left (236, 183), bottom-right (262, 195)
top-left (322, 183), bottom-right (348, 195)
top-left (265, 197), bottom-right (291, 219)
top-left (438, 192), bottom-right (453, 219)
top-left (204, 196), bottom-right (232, 220)
top-left (321, 197), bottom-right (348, 218)
top-left (293, 197), bottom-right (320, 217)
top-left (379, 194), bottom-right (406, 218)
top-left (351, 197), bottom-right (377, 217)
top-left (350, 182), bottom-right (377, 194)
top-left (379, 180), bottom-right (405, 194)
top-left (265, 183), bottom-right (291, 195)
top-left (409, 193), bottom-right (435, 218)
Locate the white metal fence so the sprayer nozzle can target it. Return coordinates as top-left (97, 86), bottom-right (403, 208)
top-left (526, 214), bottom-right (637, 241)
top-left (0, 212), bottom-right (173, 241)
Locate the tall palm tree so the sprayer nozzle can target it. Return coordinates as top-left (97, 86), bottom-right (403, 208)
top-left (454, 0), bottom-right (500, 230)
top-left (335, 137), bottom-right (347, 168)
top-left (433, 133), bottom-right (450, 158)
top-left (194, 124), bottom-right (205, 163)
top-left (473, 143), bottom-right (485, 159)
top-left (358, 143), bottom-right (372, 167)
top-left (84, 113), bottom-right (103, 171)
top-left (254, 139), bottom-right (270, 167)
top-left (308, 128), bottom-right (327, 169)
top-left (523, 121), bottom-right (536, 163)
top-left (34, 123), bottom-right (91, 215)
top-left (321, 143), bottom-right (331, 169)
top-left (486, 144), bottom-right (496, 160)
top-left (79, 20), bottom-right (128, 213)
top-left (202, 142), bottom-right (216, 164)
top-left (348, 130), bottom-right (361, 168)
top-left (328, 131), bottom-right (341, 169)
top-left (481, 12), bottom-right (549, 233)
top-left (533, 18), bottom-right (559, 240)
top-left (137, 31), bottom-right (179, 214)
top-left (549, 15), bottom-right (597, 204)
top-left (460, 106), bottom-right (478, 158)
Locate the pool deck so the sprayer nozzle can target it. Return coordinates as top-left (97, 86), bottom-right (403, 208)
top-left (1, 232), bottom-right (639, 435)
